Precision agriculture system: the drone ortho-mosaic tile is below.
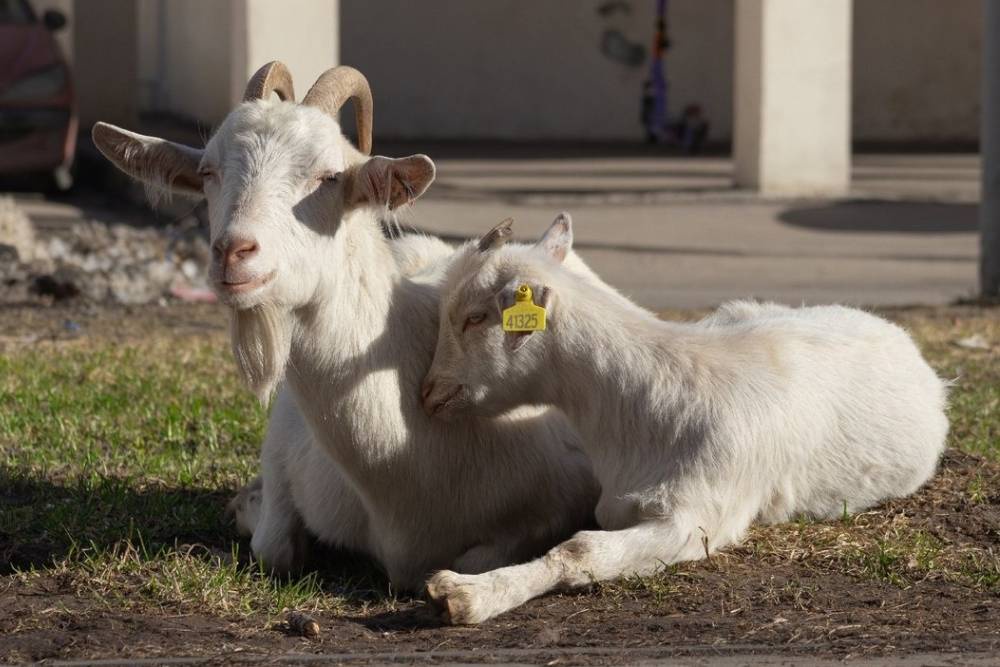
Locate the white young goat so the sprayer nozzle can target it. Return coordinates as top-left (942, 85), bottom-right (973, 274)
top-left (421, 214), bottom-right (949, 623)
top-left (92, 63), bottom-right (599, 588)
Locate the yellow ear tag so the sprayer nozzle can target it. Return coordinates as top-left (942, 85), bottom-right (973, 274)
top-left (502, 284), bottom-right (546, 332)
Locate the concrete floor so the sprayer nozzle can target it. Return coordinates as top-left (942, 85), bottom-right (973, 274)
top-left (407, 153), bottom-right (980, 309)
top-left (12, 153), bottom-right (981, 310)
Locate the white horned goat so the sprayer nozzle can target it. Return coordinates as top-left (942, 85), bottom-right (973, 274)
top-left (421, 214), bottom-right (949, 623)
top-left (92, 62), bottom-right (599, 588)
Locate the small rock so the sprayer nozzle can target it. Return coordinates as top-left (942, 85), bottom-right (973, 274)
top-left (283, 611), bottom-right (320, 638)
top-left (0, 196), bottom-right (45, 262)
top-left (954, 335), bottom-right (991, 351)
top-left (4, 208), bottom-right (213, 306)
top-left (181, 259), bottom-right (199, 280)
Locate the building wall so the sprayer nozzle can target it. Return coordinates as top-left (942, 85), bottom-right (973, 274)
top-left (136, 0), bottom-right (234, 123)
top-left (852, 0), bottom-right (981, 144)
top-left (132, 0), bottom-right (338, 127)
top-left (72, 0), bottom-right (138, 127)
top-left (340, 0), bottom-right (733, 141)
top-left (57, 0), bottom-right (983, 143)
top-left (341, 0), bottom-right (981, 144)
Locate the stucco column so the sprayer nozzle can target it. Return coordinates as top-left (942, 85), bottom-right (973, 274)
top-left (981, 0), bottom-right (1000, 297)
top-left (229, 0), bottom-right (339, 105)
top-left (733, 0), bottom-right (851, 195)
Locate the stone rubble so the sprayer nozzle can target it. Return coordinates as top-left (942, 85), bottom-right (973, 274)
top-left (0, 196), bottom-right (211, 305)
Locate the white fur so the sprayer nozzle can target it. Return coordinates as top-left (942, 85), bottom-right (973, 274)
top-left (94, 99), bottom-right (599, 589)
top-left (422, 214), bottom-right (949, 623)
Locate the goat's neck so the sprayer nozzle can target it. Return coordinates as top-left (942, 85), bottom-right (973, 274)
top-left (298, 214), bottom-right (400, 355)
top-left (283, 213), bottom-right (433, 468)
top-left (541, 294), bottom-right (691, 452)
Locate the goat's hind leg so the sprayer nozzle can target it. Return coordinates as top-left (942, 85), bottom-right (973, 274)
top-left (427, 520), bottom-right (699, 624)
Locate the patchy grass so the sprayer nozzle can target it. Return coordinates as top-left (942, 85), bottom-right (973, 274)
top-left (0, 310), bottom-right (396, 636)
top-left (20, 540), bottom-right (330, 618)
top-left (899, 309), bottom-right (1000, 460)
top-left (0, 303), bottom-right (998, 661)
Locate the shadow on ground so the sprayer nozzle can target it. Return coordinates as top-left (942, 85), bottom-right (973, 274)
top-left (0, 467), bottom-right (236, 573)
top-left (0, 467), bottom-right (390, 600)
top-left (779, 200), bottom-right (978, 233)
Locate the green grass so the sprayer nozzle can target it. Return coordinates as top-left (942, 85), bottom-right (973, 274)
top-left (901, 311), bottom-right (1000, 460)
top-left (0, 334), bottom-right (392, 623)
top-left (1, 340), bottom-right (260, 565)
top-left (1, 307), bottom-right (998, 624)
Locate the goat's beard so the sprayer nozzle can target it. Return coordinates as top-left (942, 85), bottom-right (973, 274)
top-left (229, 305), bottom-right (292, 405)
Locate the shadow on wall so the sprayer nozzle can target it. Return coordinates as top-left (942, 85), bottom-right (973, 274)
top-left (778, 201), bottom-right (979, 234)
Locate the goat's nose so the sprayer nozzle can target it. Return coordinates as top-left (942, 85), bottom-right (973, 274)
top-left (215, 237), bottom-right (259, 267)
top-left (421, 381), bottom-right (462, 418)
top-left (420, 379), bottom-right (435, 401)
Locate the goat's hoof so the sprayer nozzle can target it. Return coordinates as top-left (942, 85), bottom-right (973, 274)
top-left (425, 570), bottom-right (486, 625)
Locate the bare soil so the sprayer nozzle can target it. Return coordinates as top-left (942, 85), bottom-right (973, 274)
top-left (1, 303), bottom-right (998, 664)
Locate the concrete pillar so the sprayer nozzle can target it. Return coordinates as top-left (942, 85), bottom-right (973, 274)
top-left (229, 0), bottom-right (339, 106)
top-left (733, 0), bottom-right (851, 195)
top-left (72, 0), bottom-right (138, 128)
top-left (982, 0), bottom-right (1000, 298)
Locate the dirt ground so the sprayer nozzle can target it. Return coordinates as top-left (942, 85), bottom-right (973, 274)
top-left (2, 452), bottom-right (996, 664)
top-left (1, 302), bottom-right (998, 665)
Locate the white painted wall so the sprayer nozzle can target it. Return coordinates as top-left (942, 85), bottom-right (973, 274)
top-left (853, 0), bottom-right (981, 143)
top-left (340, 0), bottom-right (733, 141)
top-left (72, 0), bottom-right (138, 127)
top-left (136, 0), bottom-right (234, 122)
top-left (341, 0), bottom-right (980, 144)
top-left (134, 0), bottom-right (337, 126)
top-left (61, 0), bottom-right (983, 143)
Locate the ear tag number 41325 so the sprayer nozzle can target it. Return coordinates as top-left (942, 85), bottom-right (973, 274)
top-left (502, 285), bottom-right (546, 332)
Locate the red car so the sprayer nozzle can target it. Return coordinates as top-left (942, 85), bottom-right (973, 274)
top-left (0, 0), bottom-right (76, 190)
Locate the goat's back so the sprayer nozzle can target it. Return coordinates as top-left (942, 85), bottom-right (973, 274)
top-left (705, 302), bottom-right (948, 523)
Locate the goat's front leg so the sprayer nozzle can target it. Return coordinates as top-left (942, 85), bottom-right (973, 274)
top-left (227, 476), bottom-right (263, 537)
top-left (251, 480), bottom-right (308, 573)
top-left (248, 445), bottom-right (310, 573)
top-left (426, 520), bottom-right (702, 624)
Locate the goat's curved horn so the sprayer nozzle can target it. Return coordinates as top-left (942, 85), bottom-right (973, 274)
top-left (302, 66), bottom-right (373, 155)
top-left (478, 218), bottom-right (514, 253)
top-left (243, 61), bottom-right (295, 102)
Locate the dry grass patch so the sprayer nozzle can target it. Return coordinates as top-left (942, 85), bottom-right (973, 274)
top-left (0, 302), bottom-right (998, 661)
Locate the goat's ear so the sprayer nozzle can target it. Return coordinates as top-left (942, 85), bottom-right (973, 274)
top-left (347, 154), bottom-right (435, 210)
top-left (496, 282), bottom-right (553, 352)
top-left (92, 122), bottom-right (204, 197)
top-left (535, 212), bottom-right (573, 263)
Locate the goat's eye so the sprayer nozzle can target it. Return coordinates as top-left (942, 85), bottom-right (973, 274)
top-left (198, 167), bottom-right (217, 180)
top-left (462, 313), bottom-right (487, 332)
top-left (320, 172), bottom-right (342, 184)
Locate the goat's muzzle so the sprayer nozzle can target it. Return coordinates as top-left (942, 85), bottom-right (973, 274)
top-left (212, 236), bottom-right (257, 281)
top-left (421, 379), bottom-right (463, 418)
top-left (210, 235), bottom-right (274, 298)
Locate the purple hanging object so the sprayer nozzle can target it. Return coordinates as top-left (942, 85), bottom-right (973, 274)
top-left (645, 0), bottom-right (669, 139)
